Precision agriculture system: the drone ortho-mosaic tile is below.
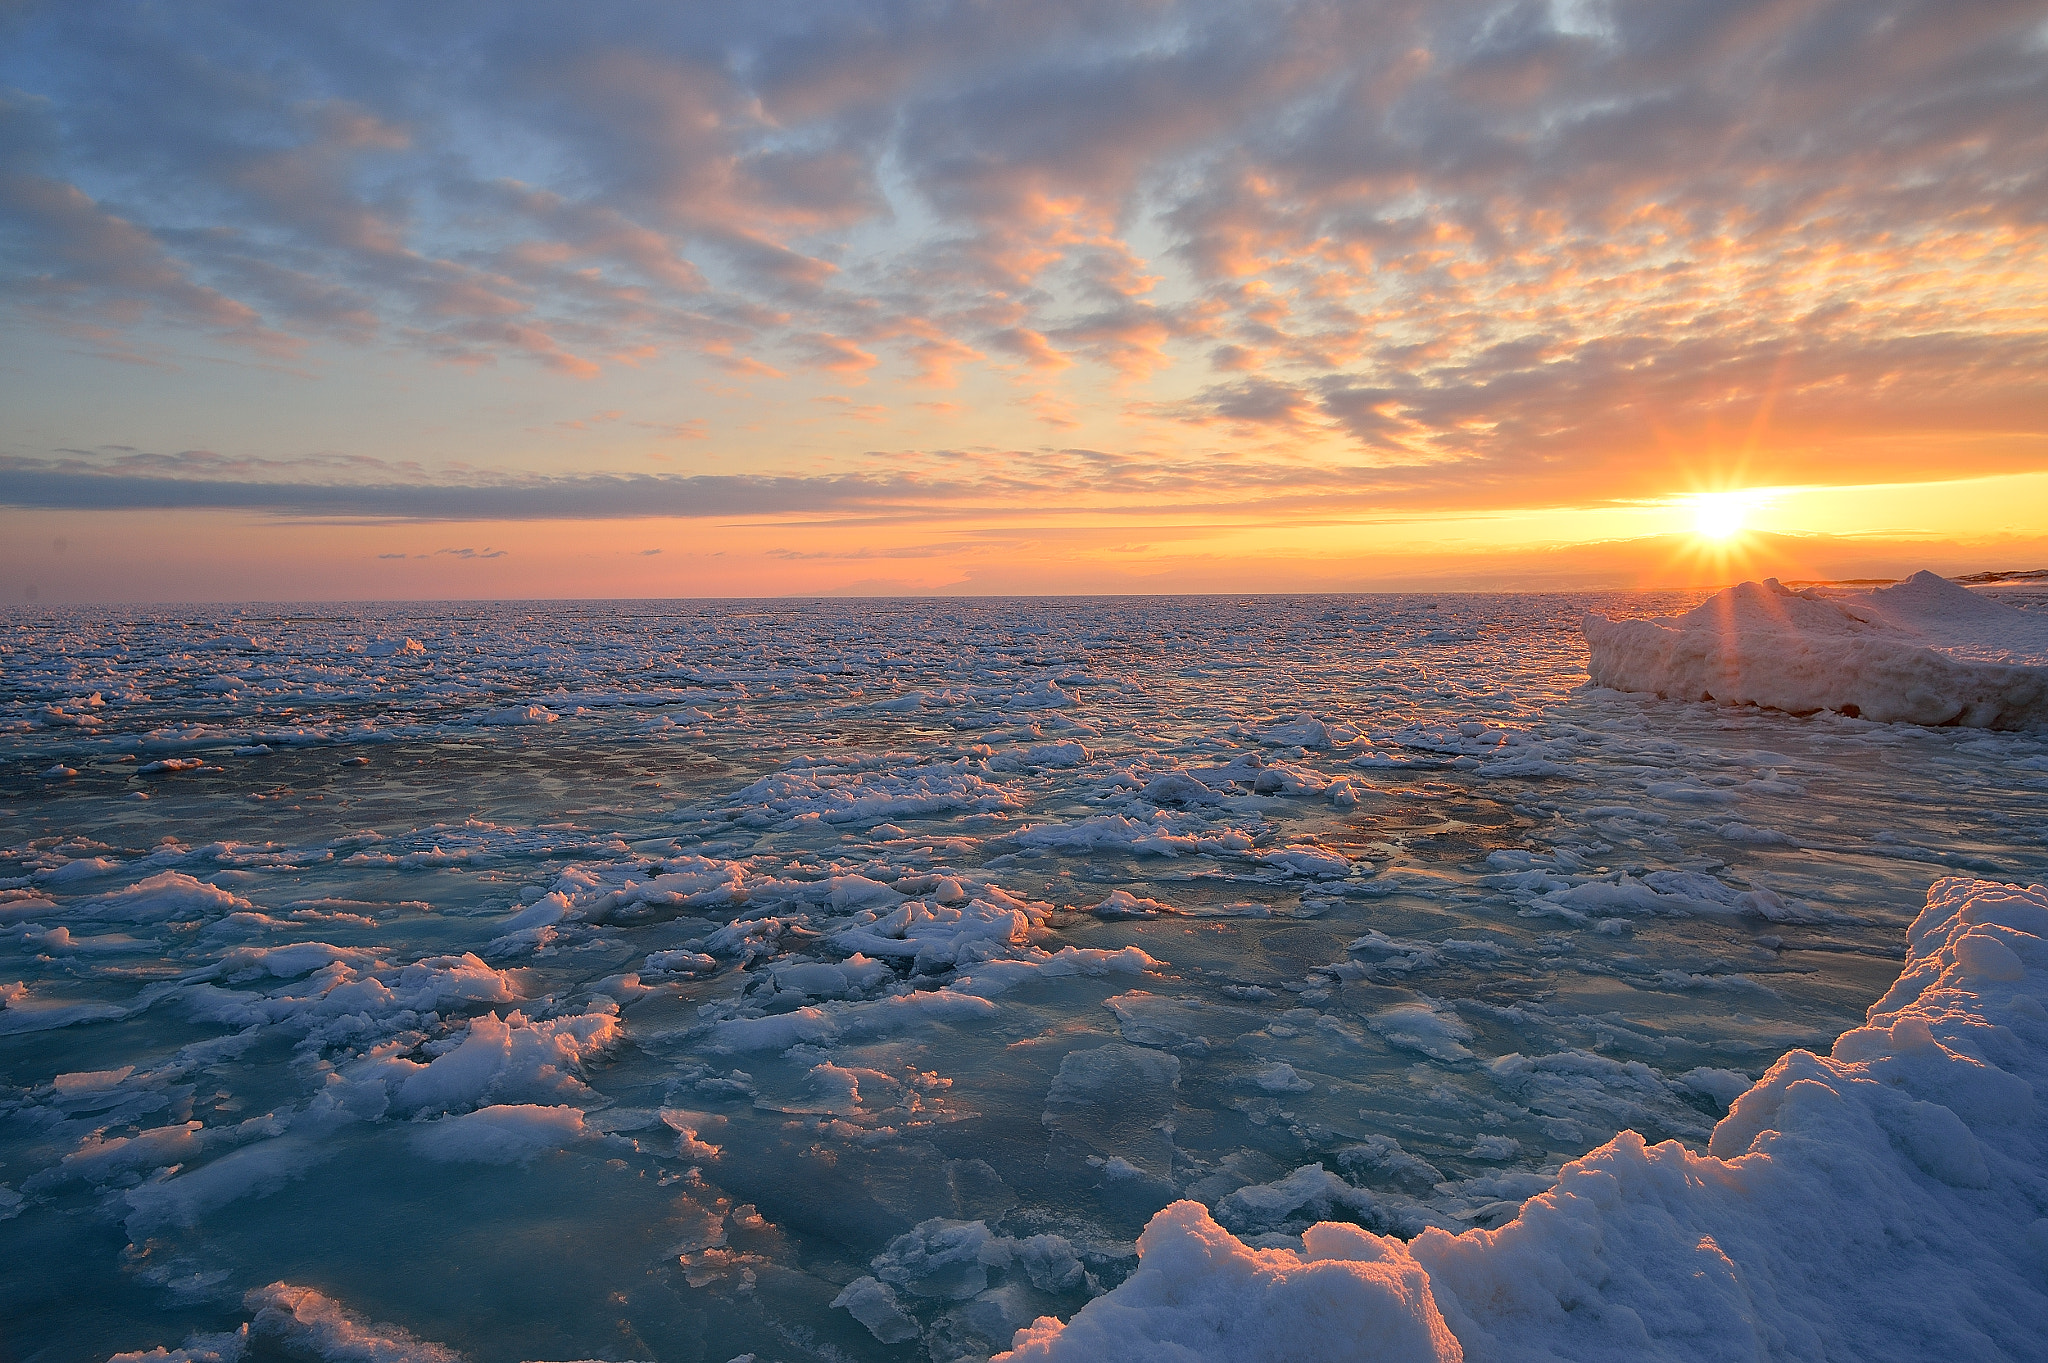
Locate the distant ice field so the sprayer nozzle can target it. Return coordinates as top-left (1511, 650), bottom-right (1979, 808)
top-left (5, 594), bottom-right (2047, 1362)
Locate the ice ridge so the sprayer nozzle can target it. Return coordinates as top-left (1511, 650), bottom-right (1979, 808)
top-left (1584, 572), bottom-right (2048, 729)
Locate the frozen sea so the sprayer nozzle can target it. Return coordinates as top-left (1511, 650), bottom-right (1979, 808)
top-left (5, 594), bottom-right (2047, 1362)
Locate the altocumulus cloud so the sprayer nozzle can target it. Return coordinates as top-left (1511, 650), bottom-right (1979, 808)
top-left (1, 0), bottom-right (2044, 504)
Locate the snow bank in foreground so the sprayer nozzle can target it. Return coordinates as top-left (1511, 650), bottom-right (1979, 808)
top-left (1584, 572), bottom-right (2048, 728)
top-left (1000, 876), bottom-right (2048, 1361)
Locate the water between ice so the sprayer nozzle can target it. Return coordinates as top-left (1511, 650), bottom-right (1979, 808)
top-left (4, 594), bottom-right (2045, 1361)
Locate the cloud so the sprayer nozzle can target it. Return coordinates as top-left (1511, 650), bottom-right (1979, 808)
top-left (0, 456), bottom-right (987, 521)
top-left (1024, 392), bottom-right (1080, 429)
top-left (0, 93), bottom-right (291, 355)
top-left (990, 327), bottom-right (1071, 371)
top-left (632, 419), bottom-right (709, 441)
top-left (0, 0), bottom-right (2042, 508)
top-left (0, 441), bottom-right (1741, 524)
top-left (812, 395), bottom-right (888, 422)
top-left (792, 331), bottom-right (880, 377)
top-left (1168, 377), bottom-right (1323, 437)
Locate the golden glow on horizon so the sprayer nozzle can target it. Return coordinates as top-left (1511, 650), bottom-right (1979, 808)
top-left (9, 470), bottom-right (2048, 602)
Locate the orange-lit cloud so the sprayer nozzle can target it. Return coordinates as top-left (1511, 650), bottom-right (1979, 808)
top-left (0, 1), bottom-right (2043, 599)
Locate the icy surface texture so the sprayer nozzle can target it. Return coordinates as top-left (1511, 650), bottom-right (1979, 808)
top-left (1001, 875), bottom-right (2048, 1361)
top-left (1585, 572), bottom-right (2048, 728)
top-left (4, 595), bottom-right (2047, 1360)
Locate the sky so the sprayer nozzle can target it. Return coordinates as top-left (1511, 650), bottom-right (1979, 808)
top-left (2, 0), bottom-right (2045, 601)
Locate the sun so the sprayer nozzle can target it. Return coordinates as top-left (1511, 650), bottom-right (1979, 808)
top-left (1689, 492), bottom-right (1752, 541)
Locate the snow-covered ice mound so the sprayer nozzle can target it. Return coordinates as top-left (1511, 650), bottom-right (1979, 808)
top-left (1584, 571), bottom-right (2048, 728)
top-left (1001, 875), bottom-right (2048, 1361)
